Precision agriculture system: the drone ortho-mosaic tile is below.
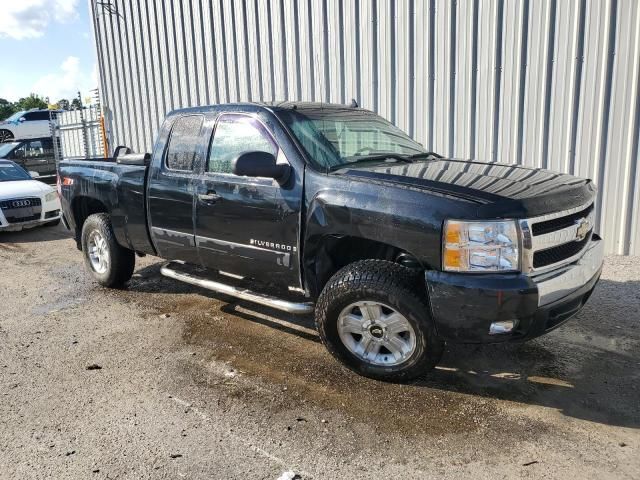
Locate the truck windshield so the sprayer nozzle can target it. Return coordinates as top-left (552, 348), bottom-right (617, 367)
top-left (0, 162), bottom-right (31, 182)
top-left (0, 142), bottom-right (19, 158)
top-left (278, 107), bottom-right (425, 171)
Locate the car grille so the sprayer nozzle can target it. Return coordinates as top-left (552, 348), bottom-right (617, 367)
top-left (533, 232), bottom-right (593, 268)
top-left (522, 202), bottom-right (596, 274)
top-left (0, 197), bottom-right (42, 224)
top-left (531, 204), bottom-right (594, 236)
top-left (0, 197), bottom-right (42, 209)
top-left (5, 213), bottom-right (40, 223)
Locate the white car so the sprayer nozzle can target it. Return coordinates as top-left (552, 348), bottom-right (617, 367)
top-left (0, 109), bottom-right (60, 142)
top-left (0, 159), bottom-right (61, 231)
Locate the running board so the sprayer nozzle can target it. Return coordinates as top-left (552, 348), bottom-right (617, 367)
top-left (160, 261), bottom-right (314, 315)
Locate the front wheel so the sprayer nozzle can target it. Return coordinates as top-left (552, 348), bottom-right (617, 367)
top-left (315, 260), bottom-right (444, 382)
top-left (0, 130), bottom-right (14, 142)
top-left (81, 213), bottom-right (135, 287)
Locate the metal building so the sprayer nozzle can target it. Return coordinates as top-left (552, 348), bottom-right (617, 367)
top-left (90, 0), bottom-right (640, 255)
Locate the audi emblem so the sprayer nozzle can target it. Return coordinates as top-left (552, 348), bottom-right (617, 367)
top-left (12, 200), bottom-right (31, 208)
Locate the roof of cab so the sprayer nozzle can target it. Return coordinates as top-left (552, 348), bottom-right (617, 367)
top-left (167, 101), bottom-right (369, 117)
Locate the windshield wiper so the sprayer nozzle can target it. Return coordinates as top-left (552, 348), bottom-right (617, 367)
top-left (409, 151), bottom-right (444, 160)
top-left (329, 154), bottom-right (414, 172)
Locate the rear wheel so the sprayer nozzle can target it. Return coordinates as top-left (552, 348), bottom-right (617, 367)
top-left (0, 130), bottom-right (14, 142)
top-left (315, 260), bottom-right (444, 382)
top-left (81, 213), bottom-right (135, 287)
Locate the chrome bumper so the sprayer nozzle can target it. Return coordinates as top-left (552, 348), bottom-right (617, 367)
top-left (535, 236), bottom-right (604, 307)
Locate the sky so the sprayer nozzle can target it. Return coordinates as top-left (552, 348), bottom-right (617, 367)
top-left (0, 0), bottom-right (97, 103)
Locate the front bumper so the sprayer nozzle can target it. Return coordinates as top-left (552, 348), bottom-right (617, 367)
top-left (0, 197), bottom-right (62, 232)
top-left (425, 235), bottom-right (604, 343)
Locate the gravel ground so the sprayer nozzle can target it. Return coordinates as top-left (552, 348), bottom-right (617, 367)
top-left (0, 225), bottom-right (638, 479)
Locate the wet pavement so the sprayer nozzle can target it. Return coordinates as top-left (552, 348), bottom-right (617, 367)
top-left (1, 225), bottom-right (638, 479)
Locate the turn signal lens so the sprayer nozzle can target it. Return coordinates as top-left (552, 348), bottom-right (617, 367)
top-left (445, 222), bottom-right (463, 244)
top-left (443, 248), bottom-right (463, 270)
top-left (443, 220), bottom-right (520, 272)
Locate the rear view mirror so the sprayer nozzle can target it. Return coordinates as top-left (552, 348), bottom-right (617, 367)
top-left (232, 151), bottom-right (290, 183)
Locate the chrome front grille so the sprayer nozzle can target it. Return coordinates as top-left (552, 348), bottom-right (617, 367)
top-left (520, 202), bottom-right (596, 274)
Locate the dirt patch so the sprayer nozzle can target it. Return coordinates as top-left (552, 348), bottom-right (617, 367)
top-left (124, 289), bottom-right (499, 436)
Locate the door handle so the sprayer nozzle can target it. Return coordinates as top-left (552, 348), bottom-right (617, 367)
top-left (198, 191), bottom-right (222, 204)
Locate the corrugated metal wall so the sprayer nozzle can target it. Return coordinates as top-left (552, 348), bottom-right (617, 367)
top-left (90, 0), bottom-right (640, 255)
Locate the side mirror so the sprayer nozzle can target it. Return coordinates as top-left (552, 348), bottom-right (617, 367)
top-left (232, 151), bottom-right (290, 183)
top-left (18, 117), bottom-right (26, 122)
top-left (29, 171), bottom-right (40, 178)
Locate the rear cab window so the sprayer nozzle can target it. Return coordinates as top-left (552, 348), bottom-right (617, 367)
top-left (165, 115), bottom-right (205, 171)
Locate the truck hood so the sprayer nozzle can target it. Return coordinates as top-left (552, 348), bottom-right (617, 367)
top-left (337, 159), bottom-right (596, 218)
top-left (0, 180), bottom-right (53, 200)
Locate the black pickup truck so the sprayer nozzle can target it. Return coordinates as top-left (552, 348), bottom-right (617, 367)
top-left (58, 102), bottom-right (603, 381)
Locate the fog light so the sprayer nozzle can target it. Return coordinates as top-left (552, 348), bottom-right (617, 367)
top-left (489, 320), bottom-right (517, 335)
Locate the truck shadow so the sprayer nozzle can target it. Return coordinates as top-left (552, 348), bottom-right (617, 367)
top-left (126, 263), bottom-right (640, 431)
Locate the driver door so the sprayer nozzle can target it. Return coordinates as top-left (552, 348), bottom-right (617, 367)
top-left (194, 113), bottom-right (301, 287)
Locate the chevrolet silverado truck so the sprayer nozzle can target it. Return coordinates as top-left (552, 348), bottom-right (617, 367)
top-left (58, 102), bottom-right (603, 381)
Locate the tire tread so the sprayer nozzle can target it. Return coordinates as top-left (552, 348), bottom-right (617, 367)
top-left (81, 213), bottom-right (135, 287)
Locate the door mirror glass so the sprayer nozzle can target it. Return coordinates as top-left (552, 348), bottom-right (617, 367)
top-left (232, 151), bottom-right (290, 183)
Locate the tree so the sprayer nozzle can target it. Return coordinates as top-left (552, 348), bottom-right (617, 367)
top-left (15, 94), bottom-right (47, 111)
top-left (70, 98), bottom-right (83, 110)
top-left (57, 99), bottom-right (70, 110)
top-left (0, 98), bottom-right (16, 121)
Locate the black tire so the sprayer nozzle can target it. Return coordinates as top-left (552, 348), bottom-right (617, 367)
top-left (45, 219), bottom-right (61, 227)
top-left (315, 260), bottom-right (444, 382)
top-left (0, 130), bottom-right (14, 142)
top-left (81, 213), bottom-right (135, 287)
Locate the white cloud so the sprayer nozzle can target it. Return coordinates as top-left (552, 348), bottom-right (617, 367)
top-left (0, 0), bottom-right (79, 40)
top-left (31, 56), bottom-right (97, 102)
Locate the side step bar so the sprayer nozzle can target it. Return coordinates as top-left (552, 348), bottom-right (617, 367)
top-left (160, 261), bottom-right (314, 315)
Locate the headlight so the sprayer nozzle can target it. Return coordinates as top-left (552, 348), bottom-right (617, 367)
top-left (45, 191), bottom-right (58, 202)
top-left (443, 220), bottom-right (520, 272)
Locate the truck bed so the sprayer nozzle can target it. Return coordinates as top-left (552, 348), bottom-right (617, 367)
top-left (58, 158), bottom-right (154, 254)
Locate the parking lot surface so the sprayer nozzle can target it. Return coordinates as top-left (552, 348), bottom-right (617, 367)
top-left (1, 225), bottom-right (638, 479)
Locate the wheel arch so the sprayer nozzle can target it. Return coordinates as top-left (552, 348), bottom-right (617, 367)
top-left (71, 196), bottom-right (110, 249)
top-left (302, 233), bottom-right (426, 298)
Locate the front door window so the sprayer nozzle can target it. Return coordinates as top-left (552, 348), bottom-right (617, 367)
top-left (207, 115), bottom-right (278, 175)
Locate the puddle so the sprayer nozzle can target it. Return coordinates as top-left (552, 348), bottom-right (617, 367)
top-left (31, 296), bottom-right (87, 315)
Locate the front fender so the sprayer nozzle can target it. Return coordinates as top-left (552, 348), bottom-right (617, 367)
top-left (302, 184), bottom-right (442, 295)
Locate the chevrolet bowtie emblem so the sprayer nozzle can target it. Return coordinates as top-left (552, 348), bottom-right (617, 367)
top-left (575, 218), bottom-right (591, 241)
